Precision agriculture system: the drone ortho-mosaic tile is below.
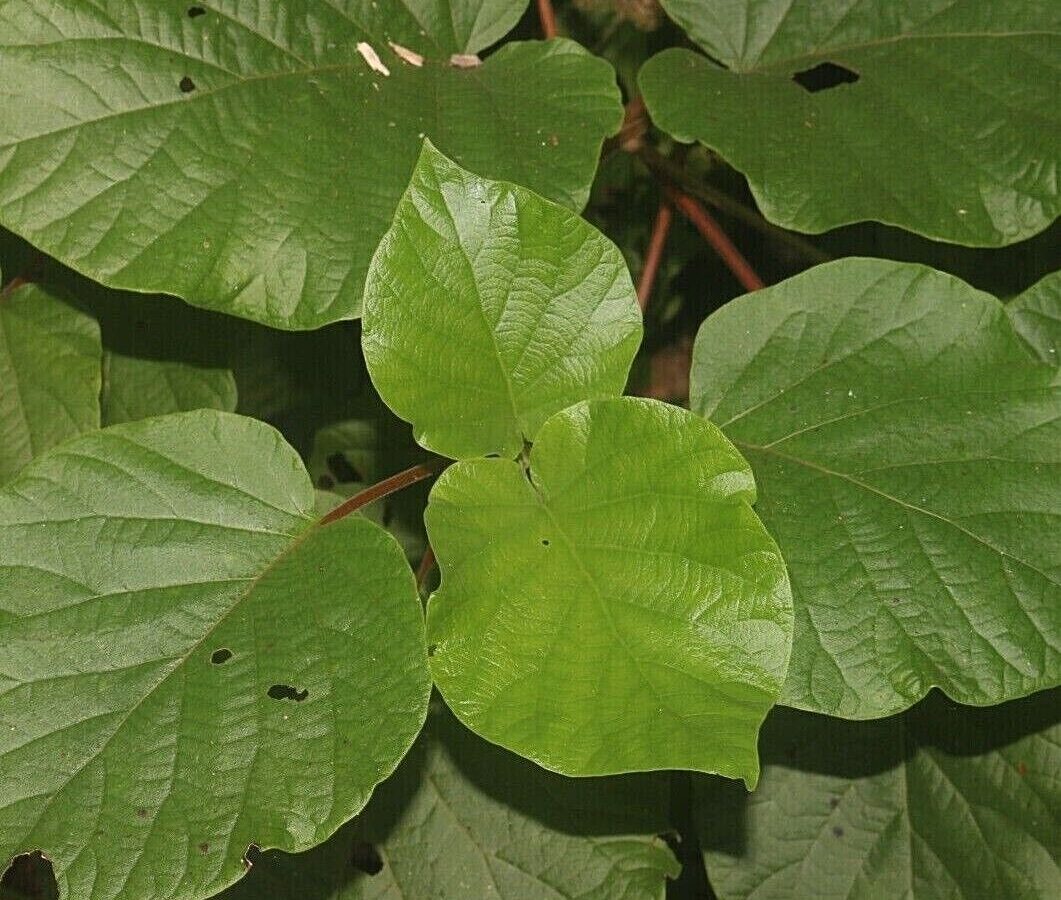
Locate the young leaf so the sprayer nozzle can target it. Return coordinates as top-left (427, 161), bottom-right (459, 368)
top-left (363, 143), bottom-right (642, 460)
top-left (217, 704), bottom-right (680, 899)
top-left (697, 691), bottom-right (1061, 899)
top-left (640, 0), bottom-right (1061, 246)
top-left (0, 3), bottom-right (622, 329)
top-left (1009, 271), bottom-right (1061, 367)
top-left (0, 410), bottom-right (431, 900)
top-left (0, 283), bottom-right (101, 483)
top-left (426, 397), bottom-right (793, 783)
top-left (691, 259), bottom-right (1061, 718)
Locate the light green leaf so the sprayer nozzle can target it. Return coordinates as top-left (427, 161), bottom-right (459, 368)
top-left (1009, 271), bottom-right (1061, 368)
top-left (691, 258), bottom-right (1061, 718)
top-left (698, 691), bottom-right (1061, 899)
top-left (0, 3), bottom-right (622, 329)
top-left (363, 143), bottom-right (643, 460)
top-left (640, 1), bottom-right (1061, 246)
top-left (217, 703), bottom-right (680, 899)
top-left (0, 410), bottom-right (431, 900)
top-left (0, 283), bottom-right (101, 483)
top-left (426, 397), bottom-right (792, 782)
top-left (348, 0), bottom-right (531, 55)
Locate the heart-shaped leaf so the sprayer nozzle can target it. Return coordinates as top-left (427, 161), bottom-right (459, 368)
top-left (0, 410), bottom-right (431, 900)
top-left (218, 704), bottom-right (680, 899)
top-left (691, 258), bottom-right (1061, 718)
top-left (363, 143), bottom-right (643, 460)
top-left (640, 0), bottom-right (1061, 245)
top-left (426, 396), bottom-right (792, 783)
top-left (0, 282), bottom-right (101, 483)
top-left (697, 691), bottom-right (1060, 899)
top-left (1009, 271), bottom-right (1061, 367)
top-left (0, 2), bottom-right (622, 329)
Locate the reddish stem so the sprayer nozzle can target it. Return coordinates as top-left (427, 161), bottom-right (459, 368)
top-left (637, 201), bottom-right (673, 311)
top-left (319, 461), bottom-right (444, 527)
top-left (416, 546), bottom-right (437, 590)
top-left (0, 276), bottom-right (28, 303)
top-left (667, 188), bottom-right (765, 292)
top-left (536, 0), bottom-right (558, 38)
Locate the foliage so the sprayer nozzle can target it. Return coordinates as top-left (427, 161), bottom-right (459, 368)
top-left (0, 1), bottom-right (1057, 898)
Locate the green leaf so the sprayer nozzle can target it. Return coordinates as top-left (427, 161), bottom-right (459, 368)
top-left (0, 410), bottom-right (431, 900)
top-left (697, 691), bottom-right (1061, 899)
top-left (690, 258), bottom-right (1061, 718)
top-left (426, 397), bottom-right (792, 783)
top-left (0, 3), bottom-right (623, 329)
top-left (640, 1), bottom-right (1061, 246)
top-left (348, 0), bottom-right (531, 55)
top-left (217, 703), bottom-right (680, 899)
top-left (0, 283), bottom-right (101, 483)
top-left (363, 143), bottom-right (643, 460)
top-left (81, 289), bottom-right (238, 426)
top-left (1009, 271), bottom-right (1061, 368)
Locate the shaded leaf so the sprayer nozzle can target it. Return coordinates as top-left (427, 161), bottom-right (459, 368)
top-left (0, 3), bottom-right (622, 328)
top-left (691, 258), bottom-right (1061, 718)
top-left (363, 143), bottom-right (642, 460)
top-left (218, 703), bottom-right (679, 899)
top-left (427, 397), bottom-right (792, 782)
top-left (698, 690), bottom-right (1060, 899)
top-left (0, 283), bottom-right (101, 483)
top-left (0, 410), bottom-right (431, 900)
top-left (1009, 271), bottom-right (1061, 368)
top-left (641, 0), bottom-right (1061, 245)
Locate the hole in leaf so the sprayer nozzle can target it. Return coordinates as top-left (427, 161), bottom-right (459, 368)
top-left (351, 840), bottom-right (384, 875)
top-left (268, 684), bottom-right (309, 702)
top-left (792, 61), bottom-right (859, 93)
top-left (540, 538), bottom-right (550, 546)
top-left (427, 643), bottom-right (437, 657)
top-left (198, 842), bottom-right (210, 854)
top-left (832, 825), bottom-right (845, 838)
top-left (187, 5), bottom-right (206, 16)
top-left (211, 648), bottom-right (232, 665)
top-left (179, 76), bottom-right (197, 93)
top-left (1, 852), bottom-right (56, 900)
top-left (327, 452), bottom-right (363, 484)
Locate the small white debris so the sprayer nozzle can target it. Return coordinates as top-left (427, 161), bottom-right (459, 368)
top-left (450, 53), bottom-right (481, 68)
top-left (357, 42), bottom-right (390, 76)
top-left (389, 42), bottom-right (424, 67)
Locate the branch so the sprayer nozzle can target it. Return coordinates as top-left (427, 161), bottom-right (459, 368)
top-left (637, 201), bottom-right (673, 311)
top-left (666, 187), bottom-right (765, 293)
top-left (319, 460), bottom-right (445, 527)
top-left (537, 0), bottom-right (558, 38)
top-left (416, 546), bottom-right (436, 591)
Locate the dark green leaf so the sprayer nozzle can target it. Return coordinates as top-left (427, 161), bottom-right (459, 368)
top-left (0, 3), bottom-right (622, 328)
top-left (698, 691), bottom-right (1060, 899)
top-left (0, 410), bottom-right (431, 900)
top-left (427, 397), bottom-right (792, 782)
top-left (691, 258), bottom-right (1061, 718)
top-left (641, 1), bottom-right (1061, 245)
top-left (1009, 271), bottom-right (1061, 368)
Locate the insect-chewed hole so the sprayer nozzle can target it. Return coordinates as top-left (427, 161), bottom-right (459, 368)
top-left (1, 851), bottom-right (56, 897)
top-left (187, 5), bottom-right (206, 17)
top-left (540, 538), bottom-right (550, 546)
top-left (351, 840), bottom-right (384, 875)
top-left (792, 61), bottom-right (859, 93)
top-left (179, 76), bottom-right (197, 93)
top-left (268, 684), bottom-right (309, 702)
top-left (211, 648), bottom-right (232, 665)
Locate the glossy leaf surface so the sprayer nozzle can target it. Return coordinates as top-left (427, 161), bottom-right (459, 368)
top-left (1009, 271), bottom-right (1061, 368)
top-left (0, 3), bottom-right (622, 328)
top-left (0, 283), bottom-right (100, 483)
top-left (427, 397), bottom-right (792, 783)
top-left (219, 704), bottom-right (679, 899)
top-left (691, 259), bottom-right (1061, 718)
top-left (363, 144), bottom-right (642, 460)
top-left (641, 0), bottom-right (1061, 245)
top-left (698, 691), bottom-right (1060, 899)
top-left (0, 411), bottom-right (431, 900)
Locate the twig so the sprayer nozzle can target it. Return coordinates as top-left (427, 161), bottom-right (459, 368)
top-left (416, 546), bottom-right (436, 591)
top-left (0, 276), bottom-right (28, 303)
top-left (666, 188), bottom-right (765, 292)
top-left (639, 145), bottom-right (831, 265)
top-left (637, 201), bottom-right (673, 310)
top-left (537, 0), bottom-right (557, 38)
top-left (319, 460), bottom-right (445, 527)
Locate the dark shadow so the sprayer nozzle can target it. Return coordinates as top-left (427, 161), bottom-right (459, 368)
top-left (792, 61), bottom-right (860, 93)
top-left (1, 852), bottom-right (57, 900)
